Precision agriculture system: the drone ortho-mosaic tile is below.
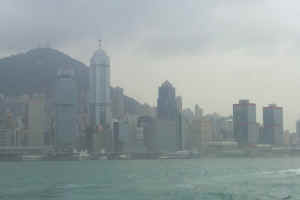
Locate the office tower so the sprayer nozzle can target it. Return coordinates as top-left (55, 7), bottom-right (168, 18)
top-left (233, 100), bottom-right (258, 146)
top-left (112, 117), bottom-right (147, 153)
top-left (223, 117), bottom-right (234, 140)
top-left (290, 132), bottom-right (297, 146)
top-left (154, 81), bottom-right (179, 152)
top-left (0, 112), bottom-right (16, 146)
top-left (28, 94), bottom-right (46, 146)
top-left (55, 68), bottom-right (78, 150)
top-left (157, 81), bottom-right (177, 121)
top-left (176, 96), bottom-right (183, 150)
top-left (89, 41), bottom-right (112, 129)
top-left (296, 120), bottom-right (300, 145)
top-left (111, 87), bottom-right (125, 119)
top-left (176, 96), bottom-right (183, 113)
top-left (195, 104), bottom-right (203, 120)
top-left (283, 130), bottom-right (290, 146)
top-left (112, 120), bottom-right (119, 152)
top-left (182, 108), bottom-right (194, 123)
top-left (204, 114), bottom-right (233, 141)
top-left (188, 116), bottom-right (213, 151)
top-left (154, 119), bottom-right (177, 152)
top-left (138, 115), bottom-right (156, 152)
top-left (263, 104), bottom-right (283, 145)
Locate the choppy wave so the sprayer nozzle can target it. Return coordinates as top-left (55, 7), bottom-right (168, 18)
top-left (2, 158), bottom-right (300, 199)
top-left (55, 183), bottom-right (98, 189)
top-left (259, 168), bottom-right (300, 177)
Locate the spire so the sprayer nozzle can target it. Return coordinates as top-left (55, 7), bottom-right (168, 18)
top-left (90, 40), bottom-right (110, 65)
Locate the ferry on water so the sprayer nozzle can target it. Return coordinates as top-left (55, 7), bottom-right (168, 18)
top-left (22, 155), bottom-right (44, 161)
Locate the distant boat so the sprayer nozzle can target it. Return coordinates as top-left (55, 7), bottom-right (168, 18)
top-left (98, 149), bottom-right (107, 160)
top-left (22, 155), bottom-right (44, 161)
top-left (159, 151), bottom-right (200, 159)
top-left (45, 149), bottom-right (90, 161)
top-left (78, 150), bottom-right (90, 160)
top-left (119, 154), bottom-right (128, 159)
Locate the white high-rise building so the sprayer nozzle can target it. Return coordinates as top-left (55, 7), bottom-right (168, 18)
top-left (89, 41), bottom-right (112, 129)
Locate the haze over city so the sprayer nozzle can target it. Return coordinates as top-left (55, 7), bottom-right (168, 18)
top-left (1, 0), bottom-right (300, 130)
top-left (3, 1), bottom-right (300, 199)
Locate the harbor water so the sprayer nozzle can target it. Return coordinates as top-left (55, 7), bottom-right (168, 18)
top-left (1, 157), bottom-right (300, 199)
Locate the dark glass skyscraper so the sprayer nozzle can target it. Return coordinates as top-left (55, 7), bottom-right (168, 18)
top-left (157, 81), bottom-right (177, 121)
top-left (263, 104), bottom-right (283, 145)
top-left (233, 100), bottom-right (257, 146)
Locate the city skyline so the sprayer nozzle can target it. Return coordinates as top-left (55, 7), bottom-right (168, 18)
top-left (2, 1), bottom-right (300, 130)
top-left (1, 2), bottom-right (300, 199)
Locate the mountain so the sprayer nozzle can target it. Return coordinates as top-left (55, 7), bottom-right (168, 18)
top-left (0, 48), bottom-right (88, 96)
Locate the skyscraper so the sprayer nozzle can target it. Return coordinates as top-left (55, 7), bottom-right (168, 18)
top-left (195, 104), bottom-right (203, 120)
top-left (55, 68), bottom-right (78, 150)
top-left (28, 94), bottom-right (46, 146)
top-left (111, 87), bottom-right (125, 119)
top-left (176, 96), bottom-right (183, 150)
top-left (157, 81), bottom-right (177, 121)
top-left (155, 81), bottom-right (183, 152)
top-left (176, 96), bottom-right (182, 113)
top-left (233, 100), bottom-right (258, 146)
top-left (263, 104), bottom-right (283, 145)
top-left (296, 120), bottom-right (300, 145)
top-left (89, 41), bottom-right (112, 129)
top-left (0, 112), bottom-right (16, 147)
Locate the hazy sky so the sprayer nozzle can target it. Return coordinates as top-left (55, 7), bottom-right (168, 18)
top-left (1, 0), bottom-right (300, 130)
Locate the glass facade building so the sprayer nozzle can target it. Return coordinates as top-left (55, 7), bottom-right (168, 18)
top-left (263, 104), bottom-right (283, 145)
top-left (233, 100), bottom-right (257, 146)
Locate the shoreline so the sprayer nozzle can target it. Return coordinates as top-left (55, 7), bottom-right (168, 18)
top-left (1, 150), bottom-right (300, 161)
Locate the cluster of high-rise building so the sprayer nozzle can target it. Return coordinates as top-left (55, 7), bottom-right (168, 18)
top-left (0, 94), bottom-right (49, 147)
top-left (0, 42), bottom-right (163, 155)
top-left (0, 42), bottom-right (299, 156)
top-left (232, 100), bottom-right (284, 147)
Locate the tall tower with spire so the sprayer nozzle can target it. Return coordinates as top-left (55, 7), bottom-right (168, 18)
top-left (89, 41), bottom-right (112, 129)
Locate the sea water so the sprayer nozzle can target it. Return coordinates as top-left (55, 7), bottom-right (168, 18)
top-left (0, 157), bottom-right (299, 200)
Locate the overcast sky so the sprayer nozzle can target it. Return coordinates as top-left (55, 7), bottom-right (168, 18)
top-left (1, 0), bottom-right (300, 130)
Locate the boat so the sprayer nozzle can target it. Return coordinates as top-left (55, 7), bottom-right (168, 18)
top-left (22, 155), bottom-right (44, 161)
top-left (77, 150), bottom-right (90, 160)
top-left (159, 151), bottom-right (200, 159)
